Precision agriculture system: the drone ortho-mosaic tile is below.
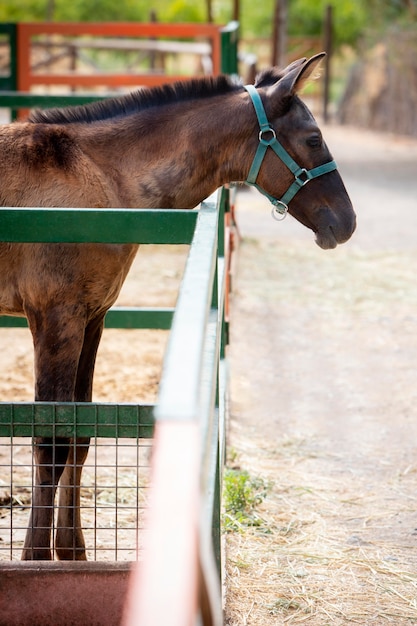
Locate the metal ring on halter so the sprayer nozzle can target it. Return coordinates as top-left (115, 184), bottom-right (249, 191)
top-left (259, 127), bottom-right (276, 145)
top-left (271, 201), bottom-right (288, 221)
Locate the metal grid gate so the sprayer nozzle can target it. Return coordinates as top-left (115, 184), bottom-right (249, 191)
top-left (0, 203), bottom-right (195, 566)
top-left (0, 428), bottom-right (153, 562)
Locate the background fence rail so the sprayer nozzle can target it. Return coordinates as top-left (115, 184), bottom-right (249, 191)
top-left (0, 21), bottom-right (239, 119)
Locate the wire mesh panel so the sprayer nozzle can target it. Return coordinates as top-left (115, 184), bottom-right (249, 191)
top-left (0, 404), bottom-right (154, 561)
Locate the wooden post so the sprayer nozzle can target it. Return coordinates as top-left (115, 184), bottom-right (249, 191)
top-left (272, 0), bottom-right (287, 67)
top-left (323, 4), bottom-right (333, 122)
top-left (149, 10), bottom-right (157, 72)
top-left (46, 0), bottom-right (55, 20)
top-left (207, 0), bottom-right (213, 23)
top-left (233, 0), bottom-right (240, 22)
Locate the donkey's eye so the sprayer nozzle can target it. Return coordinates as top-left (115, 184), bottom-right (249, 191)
top-left (306, 135), bottom-right (322, 148)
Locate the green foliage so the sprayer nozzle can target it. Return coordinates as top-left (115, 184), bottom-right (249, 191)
top-left (288, 0), bottom-right (368, 47)
top-left (56, 0), bottom-right (148, 22)
top-left (236, 0), bottom-right (417, 46)
top-left (0, 0), bottom-right (155, 22)
top-left (236, 0), bottom-right (275, 39)
top-left (222, 468), bottom-right (270, 532)
top-left (0, 0), bottom-right (208, 22)
top-left (161, 0), bottom-right (205, 23)
top-left (0, 0), bottom-right (47, 21)
top-left (0, 0), bottom-right (415, 48)
top-left (287, 0), bottom-right (417, 47)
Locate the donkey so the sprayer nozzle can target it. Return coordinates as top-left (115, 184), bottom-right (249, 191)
top-left (0, 53), bottom-right (355, 560)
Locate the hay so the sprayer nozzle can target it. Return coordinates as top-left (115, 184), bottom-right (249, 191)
top-left (224, 434), bottom-right (417, 624)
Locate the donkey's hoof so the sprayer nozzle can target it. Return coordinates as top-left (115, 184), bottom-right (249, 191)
top-left (56, 529), bottom-right (87, 560)
top-left (21, 547), bottom-right (52, 560)
top-left (56, 546), bottom-right (87, 561)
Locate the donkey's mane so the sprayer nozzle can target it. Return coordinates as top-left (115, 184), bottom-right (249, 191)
top-left (28, 74), bottom-right (244, 125)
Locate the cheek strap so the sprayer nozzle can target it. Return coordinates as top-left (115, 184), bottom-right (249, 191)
top-left (244, 84), bottom-right (338, 220)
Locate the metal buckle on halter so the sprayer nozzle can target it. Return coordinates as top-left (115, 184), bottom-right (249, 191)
top-left (295, 168), bottom-right (310, 186)
top-left (270, 200), bottom-right (288, 221)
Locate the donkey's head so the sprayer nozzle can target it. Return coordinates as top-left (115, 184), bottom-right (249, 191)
top-left (247, 54), bottom-right (356, 249)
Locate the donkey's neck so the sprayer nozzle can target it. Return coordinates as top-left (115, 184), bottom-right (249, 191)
top-left (81, 92), bottom-right (257, 209)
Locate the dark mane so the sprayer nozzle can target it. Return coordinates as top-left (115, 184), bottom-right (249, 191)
top-left (254, 67), bottom-right (286, 88)
top-left (28, 74), bottom-right (242, 125)
top-left (254, 58), bottom-right (307, 88)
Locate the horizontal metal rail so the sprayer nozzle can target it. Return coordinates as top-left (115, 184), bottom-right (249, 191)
top-left (0, 402), bottom-right (155, 439)
top-left (0, 201), bottom-right (219, 332)
top-left (0, 90), bottom-right (113, 109)
top-left (0, 208), bottom-right (197, 244)
top-left (0, 307), bottom-right (175, 330)
top-left (0, 207), bottom-right (196, 331)
top-left (104, 307), bottom-right (174, 329)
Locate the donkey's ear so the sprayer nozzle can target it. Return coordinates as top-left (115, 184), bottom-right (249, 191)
top-left (254, 57), bottom-right (307, 88)
top-left (270, 52), bottom-right (326, 100)
top-left (291, 52), bottom-right (326, 93)
top-left (283, 57), bottom-right (308, 74)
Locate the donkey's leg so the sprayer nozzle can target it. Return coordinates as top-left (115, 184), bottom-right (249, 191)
top-left (56, 314), bottom-right (106, 560)
top-left (22, 308), bottom-right (85, 560)
top-left (22, 438), bottom-right (70, 560)
top-left (55, 438), bottom-right (90, 560)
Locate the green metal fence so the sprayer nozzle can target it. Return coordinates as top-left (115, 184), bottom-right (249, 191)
top-left (0, 188), bottom-right (229, 626)
top-left (0, 25), bottom-right (235, 621)
top-left (0, 24), bottom-right (17, 92)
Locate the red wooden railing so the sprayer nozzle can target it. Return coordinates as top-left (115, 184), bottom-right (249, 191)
top-left (16, 22), bottom-right (222, 92)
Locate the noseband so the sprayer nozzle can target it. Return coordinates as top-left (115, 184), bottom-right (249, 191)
top-left (244, 84), bottom-right (338, 220)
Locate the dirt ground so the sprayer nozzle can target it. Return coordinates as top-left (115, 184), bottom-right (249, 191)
top-left (1, 122), bottom-right (417, 622)
top-left (226, 124), bottom-right (417, 624)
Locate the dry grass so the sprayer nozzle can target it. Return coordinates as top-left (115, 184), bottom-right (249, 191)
top-left (224, 433), bottom-right (417, 625)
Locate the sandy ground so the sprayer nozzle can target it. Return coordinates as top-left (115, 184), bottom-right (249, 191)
top-left (226, 125), bottom-right (417, 624)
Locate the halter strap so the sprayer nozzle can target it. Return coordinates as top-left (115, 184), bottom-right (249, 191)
top-left (244, 84), bottom-right (338, 220)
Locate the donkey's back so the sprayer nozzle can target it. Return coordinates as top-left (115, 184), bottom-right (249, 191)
top-left (0, 122), bottom-right (122, 209)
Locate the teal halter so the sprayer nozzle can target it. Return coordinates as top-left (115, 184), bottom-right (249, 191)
top-left (244, 84), bottom-right (338, 220)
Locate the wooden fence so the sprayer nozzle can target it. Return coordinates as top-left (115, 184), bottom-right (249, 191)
top-left (0, 21), bottom-right (238, 118)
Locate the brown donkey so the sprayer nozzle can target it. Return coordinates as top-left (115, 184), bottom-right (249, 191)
top-left (0, 54), bottom-right (355, 560)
